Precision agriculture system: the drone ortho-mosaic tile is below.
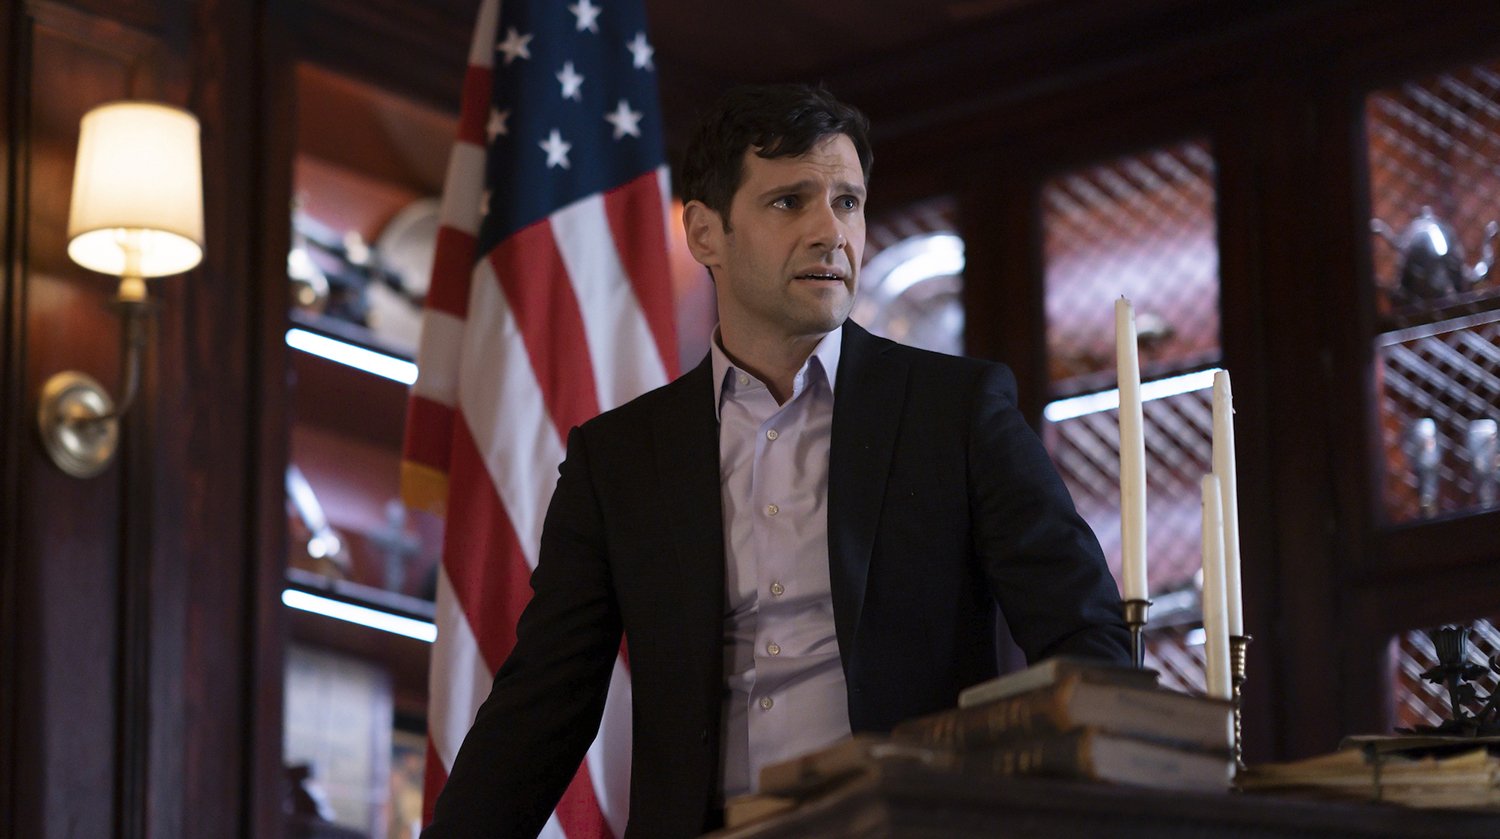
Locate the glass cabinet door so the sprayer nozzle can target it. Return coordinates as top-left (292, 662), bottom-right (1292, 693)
top-left (1039, 139), bottom-right (1222, 694)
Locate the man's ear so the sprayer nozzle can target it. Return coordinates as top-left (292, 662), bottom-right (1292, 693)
top-left (682, 200), bottom-right (725, 269)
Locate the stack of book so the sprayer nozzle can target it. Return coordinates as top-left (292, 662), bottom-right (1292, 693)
top-left (890, 656), bottom-right (1235, 793)
top-left (725, 657), bottom-right (1234, 829)
top-left (1238, 735), bottom-right (1500, 810)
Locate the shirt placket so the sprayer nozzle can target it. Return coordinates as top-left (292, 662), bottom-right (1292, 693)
top-left (746, 380), bottom-right (805, 759)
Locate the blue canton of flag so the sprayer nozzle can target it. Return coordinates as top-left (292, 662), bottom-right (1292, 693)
top-left (481, 0), bottom-right (665, 253)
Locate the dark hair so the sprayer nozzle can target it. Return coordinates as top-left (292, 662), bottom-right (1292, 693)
top-left (679, 84), bottom-right (873, 227)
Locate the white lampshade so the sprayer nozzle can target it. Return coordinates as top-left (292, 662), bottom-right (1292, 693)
top-left (66, 101), bottom-right (204, 279)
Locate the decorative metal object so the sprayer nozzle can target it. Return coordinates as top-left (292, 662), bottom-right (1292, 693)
top-left (1123, 598), bottom-right (1152, 670)
top-left (36, 298), bottom-right (151, 478)
top-left (1230, 634), bottom-right (1251, 772)
top-left (1398, 625), bottom-right (1500, 736)
top-left (1467, 419), bottom-right (1499, 508)
top-left (1404, 417), bottom-right (1441, 517)
top-left (1371, 207), bottom-right (1500, 299)
top-left (850, 232), bottom-right (965, 357)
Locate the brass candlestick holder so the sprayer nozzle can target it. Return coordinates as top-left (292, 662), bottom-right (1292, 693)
top-left (1123, 599), bottom-right (1152, 670)
top-left (1230, 634), bottom-right (1251, 772)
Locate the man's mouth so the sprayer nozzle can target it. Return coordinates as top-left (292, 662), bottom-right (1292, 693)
top-left (793, 271), bottom-right (846, 281)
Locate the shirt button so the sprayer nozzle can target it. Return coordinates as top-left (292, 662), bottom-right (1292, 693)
top-left (766, 504), bottom-right (779, 516)
top-left (759, 697), bottom-right (774, 711)
top-left (770, 581), bottom-right (785, 596)
top-left (766, 429), bottom-right (779, 441)
top-left (737, 373), bottom-right (749, 386)
top-left (767, 643), bottom-right (781, 656)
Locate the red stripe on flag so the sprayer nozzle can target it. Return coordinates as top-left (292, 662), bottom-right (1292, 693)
top-left (428, 226), bottom-right (478, 319)
top-left (557, 760), bottom-right (617, 839)
top-left (488, 221), bottom-right (601, 440)
top-left (603, 172), bottom-right (680, 379)
top-left (422, 736), bottom-right (448, 827)
top-left (403, 394), bottom-right (455, 474)
top-left (442, 416), bottom-right (534, 671)
top-left (456, 65), bottom-right (494, 148)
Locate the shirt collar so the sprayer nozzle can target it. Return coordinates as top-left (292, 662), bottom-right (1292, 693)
top-left (710, 325), bottom-right (844, 420)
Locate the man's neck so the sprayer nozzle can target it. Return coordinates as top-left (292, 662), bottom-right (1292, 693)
top-left (717, 328), bottom-right (829, 405)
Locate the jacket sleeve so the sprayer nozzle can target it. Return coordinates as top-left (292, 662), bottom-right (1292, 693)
top-left (425, 425), bottom-right (624, 838)
top-left (967, 362), bottom-right (1131, 665)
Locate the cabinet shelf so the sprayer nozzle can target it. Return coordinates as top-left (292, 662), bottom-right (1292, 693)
top-left (1377, 282), bottom-right (1500, 337)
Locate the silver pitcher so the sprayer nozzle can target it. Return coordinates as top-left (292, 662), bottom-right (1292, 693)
top-left (1371, 207), bottom-right (1499, 299)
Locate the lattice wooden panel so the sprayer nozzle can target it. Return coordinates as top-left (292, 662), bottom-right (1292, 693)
top-left (1144, 626), bottom-right (1209, 697)
top-left (1377, 314), bottom-right (1500, 522)
top-left (1042, 140), bottom-right (1220, 393)
top-left (1391, 619), bottom-right (1500, 731)
top-left (1045, 385), bottom-right (1213, 595)
top-left (1367, 62), bottom-right (1500, 319)
top-left (1368, 60), bottom-right (1500, 524)
top-left (866, 195), bottom-right (957, 255)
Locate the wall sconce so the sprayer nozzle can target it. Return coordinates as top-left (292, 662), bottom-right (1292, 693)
top-left (37, 101), bottom-right (204, 478)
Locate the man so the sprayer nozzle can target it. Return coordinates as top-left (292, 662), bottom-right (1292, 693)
top-left (427, 84), bottom-right (1128, 838)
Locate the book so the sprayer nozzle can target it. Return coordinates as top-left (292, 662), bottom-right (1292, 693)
top-left (958, 656), bottom-right (1159, 709)
top-left (723, 793), bottom-right (796, 828)
top-left (756, 735), bottom-right (949, 798)
top-left (894, 676), bottom-right (1233, 753)
top-left (1238, 745), bottom-right (1500, 810)
top-left (956, 728), bottom-right (1233, 792)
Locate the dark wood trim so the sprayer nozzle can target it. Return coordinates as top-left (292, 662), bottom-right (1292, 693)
top-left (1373, 509), bottom-right (1500, 577)
top-left (276, 0), bottom-right (469, 113)
top-left (248, 3), bottom-right (296, 836)
top-left (0, 0), bottom-right (27, 835)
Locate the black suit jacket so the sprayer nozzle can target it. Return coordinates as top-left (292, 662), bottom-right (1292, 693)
top-left (427, 321), bottom-right (1128, 838)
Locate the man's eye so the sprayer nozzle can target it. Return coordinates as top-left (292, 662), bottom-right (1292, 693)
top-left (836, 196), bottom-right (860, 211)
top-left (772, 196), bottom-right (800, 209)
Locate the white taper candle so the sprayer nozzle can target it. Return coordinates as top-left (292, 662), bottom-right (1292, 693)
top-left (1116, 297), bottom-right (1148, 602)
top-left (1201, 474), bottom-right (1232, 700)
top-left (1211, 370), bottom-right (1244, 637)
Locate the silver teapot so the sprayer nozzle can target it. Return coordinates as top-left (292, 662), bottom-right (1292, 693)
top-left (1371, 206), bottom-right (1499, 299)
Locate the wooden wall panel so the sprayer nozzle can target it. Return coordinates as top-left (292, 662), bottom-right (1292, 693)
top-left (3, 0), bottom-right (282, 837)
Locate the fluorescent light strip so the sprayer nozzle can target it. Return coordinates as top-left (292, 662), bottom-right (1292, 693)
top-left (282, 589), bottom-right (437, 643)
top-left (1043, 368), bottom-right (1221, 423)
top-left (286, 328), bottom-right (418, 385)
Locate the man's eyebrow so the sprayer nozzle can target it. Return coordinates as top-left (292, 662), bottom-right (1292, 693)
top-left (755, 179), bottom-right (868, 201)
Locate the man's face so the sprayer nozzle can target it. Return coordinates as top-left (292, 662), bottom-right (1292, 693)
top-left (687, 134), bottom-right (867, 348)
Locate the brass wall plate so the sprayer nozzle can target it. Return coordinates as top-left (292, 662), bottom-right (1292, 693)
top-left (37, 371), bottom-right (119, 478)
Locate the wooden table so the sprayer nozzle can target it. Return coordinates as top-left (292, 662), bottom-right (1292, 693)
top-left (706, 763), bottom-right (1500, 838)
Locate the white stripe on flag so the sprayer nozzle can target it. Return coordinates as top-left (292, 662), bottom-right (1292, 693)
top-left (459, 259), bottom-right (566, 569)
top-left (586, 656), bottom-right (634, 836)
top-left (428, 567), bottom-right (496, 771)
top-left (550, 194), bottom-right (671, 411)
top-left (412, 308), bottom-right (467, 406)
top-left (440, 142), bottom-right (488, 238)
top-left (467, 0), bottom-right (500, 69)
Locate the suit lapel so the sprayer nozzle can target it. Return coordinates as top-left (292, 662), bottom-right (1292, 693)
top-left (652, 354), bottom-right (725, 663)
top-left (827, 321), bottom-right (908, 661)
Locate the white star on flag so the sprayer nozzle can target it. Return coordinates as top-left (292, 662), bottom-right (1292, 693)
top-left (487, 108), bottom-right (510, 140)
top-left (495, 26), bottom-right (533, 65)
top-left (627, 31), bottom-right (654, 70)
top-left (556, 61), bottom-right (585, 101)
top-left (604, 99), bottom-right (642, 139)
top-left (539, 129), bottom-right (572, 169)
top-left (569, 0), bottom-right (602, 33)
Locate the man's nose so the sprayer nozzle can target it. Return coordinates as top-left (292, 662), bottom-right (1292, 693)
top-left (805, 204), bottom-right (846, 252)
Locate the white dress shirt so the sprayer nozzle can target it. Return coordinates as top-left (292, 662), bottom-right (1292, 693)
top-left (711, 327), bottom-right (852, 800)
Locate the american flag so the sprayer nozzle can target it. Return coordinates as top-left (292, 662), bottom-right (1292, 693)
top-left (401, 0), bottom-right (678, 834)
